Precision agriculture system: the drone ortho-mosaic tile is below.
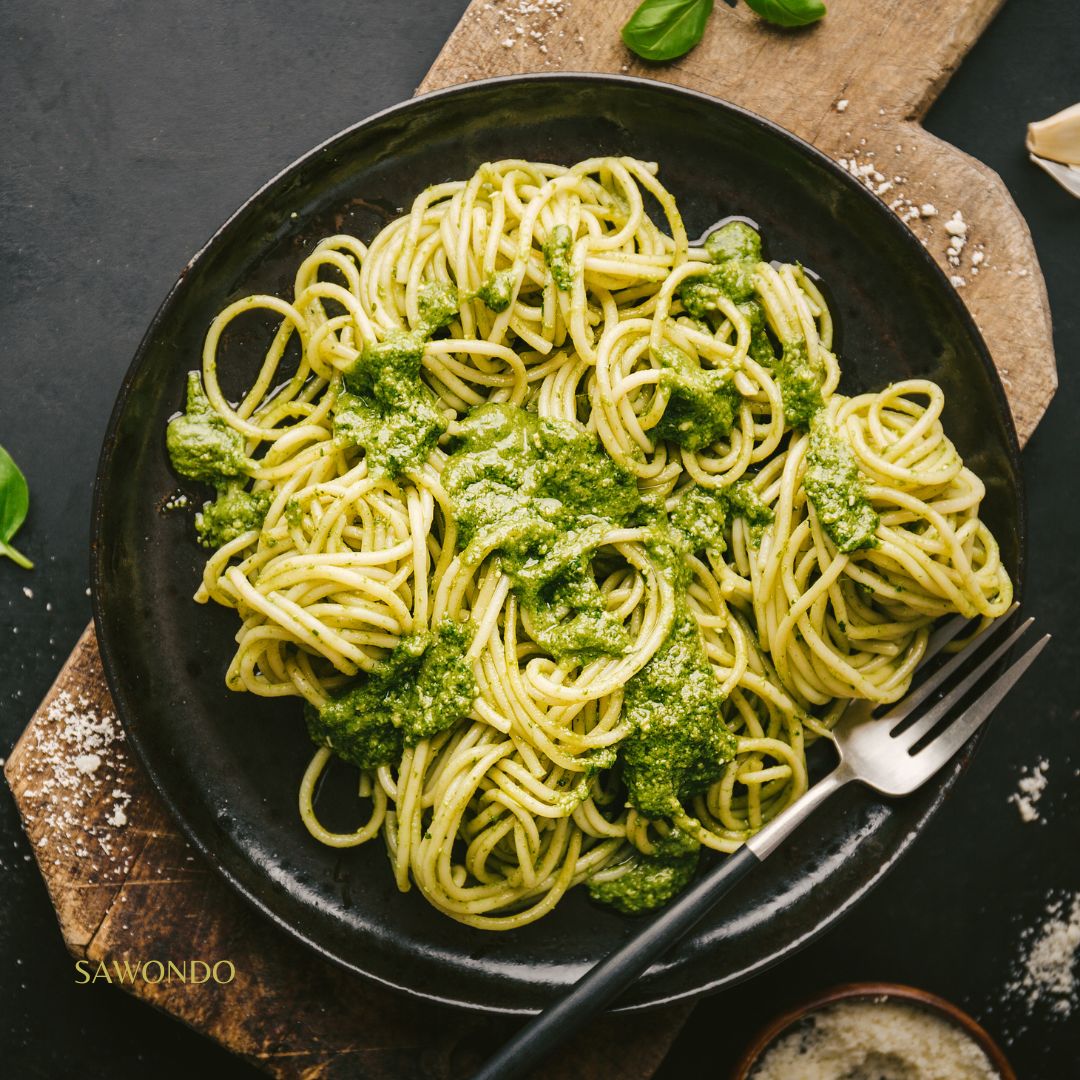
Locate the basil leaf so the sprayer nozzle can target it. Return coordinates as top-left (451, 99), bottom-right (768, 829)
top-left (745, 0), bottom-right (826, 28)
top-left (0, 444), bottom-right (33, 569)
top-left (622, 0), bottom-right (715, 62)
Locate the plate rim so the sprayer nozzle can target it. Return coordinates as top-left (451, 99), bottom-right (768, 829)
top-left (90, 71), bottom-right (1026, 1015)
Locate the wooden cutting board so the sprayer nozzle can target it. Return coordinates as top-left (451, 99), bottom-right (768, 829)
top-left (4, 1), bottom-right (1057, 1076)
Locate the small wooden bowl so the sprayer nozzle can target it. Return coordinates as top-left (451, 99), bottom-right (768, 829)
top-left (730, 982), bottom-right (1017, 1080)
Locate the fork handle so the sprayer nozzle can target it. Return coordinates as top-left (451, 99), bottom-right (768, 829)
top-left (471, 763), bottom-right (854, 1080)
top-left (470, 847), bottom-right (760, 1080)
top-left (745, 760), bottom-right (854, 860)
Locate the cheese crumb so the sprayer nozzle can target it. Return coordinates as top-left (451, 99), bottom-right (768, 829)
top-left (1008, 758), bottom-right (1049, 823)
top-left (835, 99), bottom-right (849, 112)
top-left (74, 753), bottom-right (102, 776)
top-left (921, 203), bottom-right (938, 217)
top-left (944, 211), bottom-right (968, 236)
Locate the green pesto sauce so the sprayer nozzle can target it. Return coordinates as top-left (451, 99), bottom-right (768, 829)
top-left (551, 744), bottom-right (620, 812)
top-left (334, 329), bottom-right (446, 478)
top-left (442, 403), bottom-right (641, 664)
top-left (476, 270), bottom-right (515, 313)
top-left (679, 220), bottom-right (763, 318)
top-left (773, 339), bottom-right (826, 429)
top-left (739, 299), bottom-right (778, 366)
top-left (650, 824), bottom-right (701, 858)
top-left (668, 480), bottom-right (774, 559)
top-left (543, 224), bottom-right (575, 292)
top-left (166, 372), bottom-right (249, 484)
top-left (724, 481), bottom-right (775, 543)
top-left (620, 547), bottom-right (737, 819)
top-left (705, 220), bottom-right (762, 264)
top-left (587, 850), bottom-right (699, 915)
top-left (679, 220), bottom-right (827, 430)
top-left (685, 260), bottom-right (758, 315)
top-left (804, 416), bottom-right (880, 552)
top-left (306, 619), bottom-right (476, 769)
top-left (417, 281), bottom-right (459, 331)
top-left (653, 344), bottom-right (742, 452)
top-left (195, 482), bottom-right (271, 549)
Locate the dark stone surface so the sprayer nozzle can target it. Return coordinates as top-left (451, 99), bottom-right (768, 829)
top-left (0, 0), bottom-right (1076, 1076)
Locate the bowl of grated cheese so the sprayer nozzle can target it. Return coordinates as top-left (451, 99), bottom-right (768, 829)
top-left (732, 983), bottom-right (1016, 1080)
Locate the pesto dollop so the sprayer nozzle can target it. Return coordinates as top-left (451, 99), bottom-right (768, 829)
top-left (443, 403), bottom-right (640, 664)
top-left (335, 329), bottom-right (447, 478)
top-left (306, 619), bottom-right (476, 768)
top-left (773, 339), bottom-right (826, 429)
top-left (417, 281), bottom-right (459, 331)
top-left (804, 416), bottom-right (880, 552)
top-left (653, 344), bottom-right (742, 451)
top-left (166, 372), bottom-right (249, 484)
top-left (668, 480), bottom-right (774, 559)
top-left (679, 220), bottom-right (761, 318)
top-left (679, 220), bottom-right (828, 429)
top-left (195, 482), bottom-right (271, 549)
top-left (621, 552), bottom-right (737, 819)
top-left (543, 224), bottom-right (575, 291)
top-left (476, 270), bottom-right (515, 313)
top-left (705, 220), bottom-right (762, 264)
top-left (587, 850), bottom-right (699, 915)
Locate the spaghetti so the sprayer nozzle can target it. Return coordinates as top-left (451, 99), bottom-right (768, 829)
top-left (166, 157), bottom-right (1012, 928)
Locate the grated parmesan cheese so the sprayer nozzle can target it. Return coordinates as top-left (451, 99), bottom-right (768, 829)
top-left (1005, 892), bottom-right (1080, 1020)
top-left (833, 161), bottom-right (987, 289)
top-left (16, 689), bottom-right (135, 873)
top-left (750, 999), bottom-right (998, 1079)
top-left (479, 0), bottom-right (569, 65)
top-left (1008, 757), bottom-right (1049, 823)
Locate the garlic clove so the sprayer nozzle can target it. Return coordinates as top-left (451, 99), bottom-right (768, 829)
top-left (1027, 102), bottom-right (1080, 166)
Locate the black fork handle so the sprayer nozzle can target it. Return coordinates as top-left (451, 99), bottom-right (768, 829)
top-left (470, 845), bottom-right (760, 1080)
top-left (471, 763), bottom-right (853, 1080)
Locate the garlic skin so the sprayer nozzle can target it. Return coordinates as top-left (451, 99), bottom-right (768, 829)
top-left (1027, 102), bottom-right (1080, 166)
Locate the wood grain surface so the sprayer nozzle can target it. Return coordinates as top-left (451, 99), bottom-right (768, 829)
top-left (5, 1), bottom-right (1058, 1076)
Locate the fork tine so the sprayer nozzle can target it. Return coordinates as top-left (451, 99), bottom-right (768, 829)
top-left (885, 604), bottom-right (1021, 726)
top-left (919, 612), bottom-right (977, 668)
top-left (912, 634), bottom-right (1052, 767)
top-left (891, 617), bottom-right (1035, 749)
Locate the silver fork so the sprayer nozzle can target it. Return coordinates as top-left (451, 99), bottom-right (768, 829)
top-left (472, 607), bottom-right (1050, 1080)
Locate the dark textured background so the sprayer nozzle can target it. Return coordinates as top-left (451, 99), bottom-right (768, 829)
top-left (1, 1), bottom-right (1077, 1076)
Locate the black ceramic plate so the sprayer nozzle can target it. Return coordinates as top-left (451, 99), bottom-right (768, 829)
top-left (92, 74), bottom-right (1023, 1015)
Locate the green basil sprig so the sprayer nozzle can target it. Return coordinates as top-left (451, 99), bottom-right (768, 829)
top-left (0, 444), bottom-right (33, 569)
top-left (744, 0), bottom-right (826, 27)
top-left (621, 0), bottom-right (826, 63)
top-left (621, 0), bottom-right (715, 62)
